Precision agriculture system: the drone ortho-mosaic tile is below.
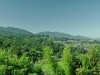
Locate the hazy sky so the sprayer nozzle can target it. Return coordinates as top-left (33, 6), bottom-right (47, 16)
top-left (0, 0), bottom-right (100, 38)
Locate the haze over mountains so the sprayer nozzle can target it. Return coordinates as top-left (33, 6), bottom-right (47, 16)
top-left (0, 26), bottom-right (99, 40)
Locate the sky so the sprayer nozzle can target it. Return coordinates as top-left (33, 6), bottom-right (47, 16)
top-left (0, 0), bottom-right (100, 38)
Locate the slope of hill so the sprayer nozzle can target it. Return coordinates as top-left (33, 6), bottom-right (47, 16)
top-left (37, 31), bottom-right (91, 39)
top-left (0, 26), bottom-right (33, 38)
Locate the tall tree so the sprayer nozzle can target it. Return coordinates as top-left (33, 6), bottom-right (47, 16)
top-left (61, 45), bottom-right (73, 75)
top-left (43, 46), bottom-right (63, 75)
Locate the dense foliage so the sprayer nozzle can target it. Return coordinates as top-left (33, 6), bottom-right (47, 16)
top-left (0, 27), bottom-right (100, 75)
top-left (0, 34), bottom-right (100, 75)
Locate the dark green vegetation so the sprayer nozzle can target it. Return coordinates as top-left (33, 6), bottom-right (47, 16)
top-left (0, 26), bottom-right (100, 75)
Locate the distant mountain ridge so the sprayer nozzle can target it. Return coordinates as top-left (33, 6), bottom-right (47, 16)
top-left (37, 31), bottom-right (91, 39)
top-left (0, 26), bottom-right (33, 34)
top-left (0, 26), bottom-right (33, 37)
top-left (0, 26), bottom-right (94, 39)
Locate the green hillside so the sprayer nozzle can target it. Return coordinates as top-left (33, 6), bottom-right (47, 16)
top-left (0, 26), bottom-right (33, 38)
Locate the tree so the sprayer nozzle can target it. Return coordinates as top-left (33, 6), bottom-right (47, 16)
top-left (75, 54), bottom-right (90, 75)
top-left (86, 45), bottom-right (100, 74)
top-left (43, 46), bottom-right (64, 75)
top-left (76, 45), bottom-right (100, 75)
top-left (61, 45), bottom-right (73, 75)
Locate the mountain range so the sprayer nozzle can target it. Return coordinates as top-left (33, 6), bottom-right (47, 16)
top-left (0, 26), bottom-right (98, 40)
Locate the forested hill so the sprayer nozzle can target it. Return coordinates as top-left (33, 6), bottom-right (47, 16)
top-left (37, 31), bottom-right (91, 39)
top-left (0, 26), bottom-right (33, 38)
top-left (0, 26), bottom-right (91, 39)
